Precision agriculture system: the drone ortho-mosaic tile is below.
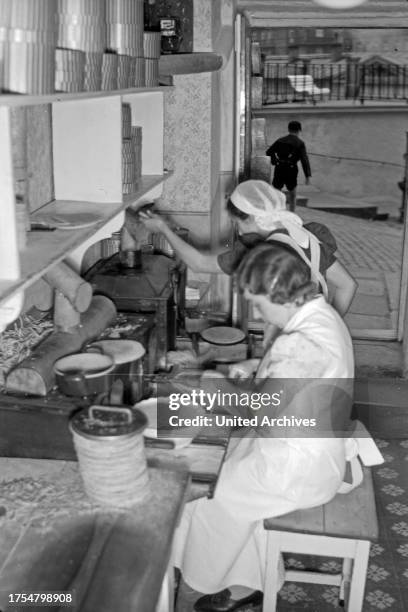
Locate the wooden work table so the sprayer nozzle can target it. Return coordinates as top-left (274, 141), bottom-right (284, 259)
top-left (0, 400), bottom-right (231, 611)
top-left (0, 458), bottom-right (188, 612)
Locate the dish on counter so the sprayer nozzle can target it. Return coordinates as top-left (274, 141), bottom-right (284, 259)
top-left (135, 397), bottom-right (196, 449)
top-left (200, 326), bottom-right (246, 345)
top-left (32, 212), bottom-right (102, 230)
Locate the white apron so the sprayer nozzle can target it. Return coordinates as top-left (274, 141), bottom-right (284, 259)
top-left (173, 297), bottom-right (354, 594)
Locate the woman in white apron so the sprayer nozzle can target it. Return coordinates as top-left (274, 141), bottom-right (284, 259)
top-left (174, 243), bottom-right (355, 612)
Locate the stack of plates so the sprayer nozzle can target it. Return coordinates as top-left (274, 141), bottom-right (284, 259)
top-left (143, 32), bottom-right (161, 59)
top-left (55, 47), bottom-right (85, 92)
top-left (57, 0), bottom-right (105, 53)
top-left (1, 0), bottom-right (56, 94)
top-left (84, 50), bottom-right (102, 91)
top-left (106, 0), bottom-right (144, 57)
top-left (131, 126), bottom-right (142, 182)
top-left (122, 103), bottom-right (132, 139)
top-left (130, 56), bottom-right (145, 88)
top-left (122, 137), bottom-right (136, 194)
top-left (117, 53), bottom-right (132, 89)
top-left (101, 52), bottom-right (117, 90)
top-left (145, 58), bottom-right (159, 87)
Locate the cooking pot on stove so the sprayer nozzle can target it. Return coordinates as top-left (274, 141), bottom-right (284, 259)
top-left (87, 340), bottom-right (146, 404)
top-left (54, 353), bottom-right (115, 398)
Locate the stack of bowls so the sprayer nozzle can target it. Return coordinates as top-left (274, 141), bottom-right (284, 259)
top-left (106, 0), bottom-right (145, 88)
top-left (122, 137), bottom-right (136, 194)
top-left (101, 52), bottom-right (117, 90)
top-left (130, 55), bottom-right (145, 88)
top-left (122, 103), bottom-right (132, 138)
top-left (117, 53), bottom-right (132, 89)
top-left (57, 0), bottom-right (105, 92)
top-left (131, 126), bottom-right (143, 185)
top-left (83, 49), bottom-right (102, 91)
top-left (1, 0), bottom-right (56, 94)
top-left (55, 47), bottom-right (85, 92)
top-left (143, 31), bottom-right (161, 88)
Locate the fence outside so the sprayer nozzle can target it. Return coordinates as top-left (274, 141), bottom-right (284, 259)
top-left (261, 62), bottom-right (408, 105)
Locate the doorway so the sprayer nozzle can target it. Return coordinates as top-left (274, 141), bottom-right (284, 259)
top-left (236, 14), bottom-right (408, 343)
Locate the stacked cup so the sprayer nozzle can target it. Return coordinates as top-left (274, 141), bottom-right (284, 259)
top-left (57, 0), bottom-right (106, 92)
top-left (1, 0), bottom-right (56, 94)
top-left (101, 52), bottom-right (118, 90)
top-left (143, 31), bottom-right (161, 88)
top-left (55, 48), bottom-right (85, 92)
top-left (106, 0), bottom-right (145, 88)
top-left (122, 102), bottom-right (135, 194)
top-left (121, 103), bottom-right (143, 195)
top-left (131, 126), bottom-right (142, 185)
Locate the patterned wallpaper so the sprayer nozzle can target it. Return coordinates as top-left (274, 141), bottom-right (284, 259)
top-left (161, 73), bottom-right (212, 214)
top-left (159, 0), bottom-right (215, 216)
top-left (193, 0), bottom-right (212, 52)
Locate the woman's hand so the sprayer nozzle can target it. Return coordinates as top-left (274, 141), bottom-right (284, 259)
top-left (228, 359), bottom-right (259, 380)
top-left (138, 210), bottom-right (166, 233)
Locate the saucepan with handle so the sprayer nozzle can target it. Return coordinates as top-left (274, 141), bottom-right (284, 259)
top-left (54, 353), bottom-right (115, 398)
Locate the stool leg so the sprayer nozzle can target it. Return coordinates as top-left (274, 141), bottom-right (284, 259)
top-left (340, 558), bottom-right (352, 605)
top-left (263, 531), bottom-right (282, 612)
top-left (347, 541), bottom-right (370, 612)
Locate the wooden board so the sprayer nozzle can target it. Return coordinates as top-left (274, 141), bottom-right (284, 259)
top-left (0, 460), bottom-right (190, 612)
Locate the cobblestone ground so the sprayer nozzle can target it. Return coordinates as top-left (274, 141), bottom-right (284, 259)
top-left (298, 207), bottom-right (404, 334)
top-left (299, 207), bottom-right (403, 274)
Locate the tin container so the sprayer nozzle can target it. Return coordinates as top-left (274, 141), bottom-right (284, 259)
top-left (70, 405), bottom-right (149, 507)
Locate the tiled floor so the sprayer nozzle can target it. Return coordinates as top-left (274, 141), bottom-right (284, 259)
top-left (240, 439), bottom-right (408, 611)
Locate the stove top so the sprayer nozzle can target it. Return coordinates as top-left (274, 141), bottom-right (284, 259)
top-left (85, 252), bottom-right (178, 300)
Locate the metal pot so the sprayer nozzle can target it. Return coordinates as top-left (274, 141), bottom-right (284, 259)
top-left (87, 340), bottom-right (146, 404)
top-left (54, 353), bottom-right (115, 398)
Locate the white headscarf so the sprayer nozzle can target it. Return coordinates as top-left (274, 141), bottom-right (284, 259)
top-left (230, 180), bottom-right (310, 248)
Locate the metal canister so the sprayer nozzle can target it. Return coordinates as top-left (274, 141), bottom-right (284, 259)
top-left (70, 405), bottom-right (150, 507)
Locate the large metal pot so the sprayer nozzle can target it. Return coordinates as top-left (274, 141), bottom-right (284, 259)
top-left (87, 340), bottom-right (146, 404)
top-left (54, 353), bottom-right (115, 398)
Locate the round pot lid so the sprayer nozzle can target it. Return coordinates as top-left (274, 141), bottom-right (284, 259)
top-left (87, 340), bottom-right (145, 364)
top-left (54, 353), bottom-right (114, 376)
top-left (200, 326), bottom-right (246, 345)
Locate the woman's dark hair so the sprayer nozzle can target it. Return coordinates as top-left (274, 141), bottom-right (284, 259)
top-left (226, 198), bottom-right (249, 220)
top-left (238, 243), bottom-right (317, 305)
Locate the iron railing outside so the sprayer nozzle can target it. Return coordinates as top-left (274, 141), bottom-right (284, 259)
top-left (261, 62), bottom-right (408, 105)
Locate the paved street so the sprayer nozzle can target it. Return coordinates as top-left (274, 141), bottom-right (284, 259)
top-left (296, 191), bottom-right (405, 375)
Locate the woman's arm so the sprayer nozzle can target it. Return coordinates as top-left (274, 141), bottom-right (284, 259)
top-left (326, 260), bottom-right (358, 316)
top-left (136, 210), bottom-right (222, 274)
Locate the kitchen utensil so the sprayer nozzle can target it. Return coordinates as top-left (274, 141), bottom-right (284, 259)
top-left (87, 339), bottom-right (146, 404)
top-left (70, 405), bottom-right (149, 507)
top-left (135, 397), bottom-right (195, 449)
top-left (32, 212), bottom-right (102, 230)
top-left (200, 326), bottom-right (246, 346)
top-left (54, 353), bottom-right (114, 397)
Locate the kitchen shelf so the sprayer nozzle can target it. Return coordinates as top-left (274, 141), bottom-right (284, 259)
top-left (0, 174), bottom-right (172, 307)
top-left (0, 86), bottom-right (172, 108)
top-left (159, 52), bottom-right (223, 75)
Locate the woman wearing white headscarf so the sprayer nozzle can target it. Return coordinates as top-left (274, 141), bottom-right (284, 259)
top-left (133, 180), bottom-right (357, 317)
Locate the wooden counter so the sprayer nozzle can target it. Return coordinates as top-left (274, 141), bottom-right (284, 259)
top-left (0, 458), bottom-right (190, 612)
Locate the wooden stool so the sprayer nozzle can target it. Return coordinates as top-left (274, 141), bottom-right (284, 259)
top-left (263, 466), bottom-right (378, 612)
